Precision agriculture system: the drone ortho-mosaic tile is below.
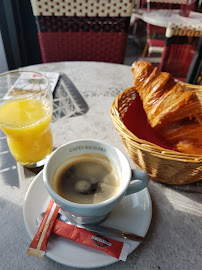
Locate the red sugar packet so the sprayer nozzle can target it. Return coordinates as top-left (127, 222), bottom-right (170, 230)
top-left (27, 199), bottom-right (59, 258)
top-left (52, 219), bottom-right (130, 261)
top-left (27, 199), bottom-right (130, 261)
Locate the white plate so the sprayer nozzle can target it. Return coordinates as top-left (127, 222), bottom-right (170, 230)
top-left (23, 171), bottom-right (152, 268)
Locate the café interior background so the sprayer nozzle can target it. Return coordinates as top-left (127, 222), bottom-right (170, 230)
top-left (0, 0), bottom-right (145, 74)
top-left (0, 0), bottom-right (43, 73)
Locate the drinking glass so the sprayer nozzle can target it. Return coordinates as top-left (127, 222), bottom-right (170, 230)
top-left (179, 0), bottom-right (195, 17)
top-left (0, 70), bottom-right (53, 167)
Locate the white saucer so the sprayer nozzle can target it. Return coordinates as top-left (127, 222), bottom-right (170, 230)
top-left (23, 171), bottom-right (152, 268)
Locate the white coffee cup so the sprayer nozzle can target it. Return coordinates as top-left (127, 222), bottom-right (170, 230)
top-left (43, 139), bottom-right (148, 224)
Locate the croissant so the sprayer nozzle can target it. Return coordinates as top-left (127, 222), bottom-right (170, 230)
top-left (131, 61), bottom-right (202, 155)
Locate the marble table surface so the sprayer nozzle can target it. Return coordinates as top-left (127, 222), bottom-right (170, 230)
top-left (0, 61), bottom-right (201, 270)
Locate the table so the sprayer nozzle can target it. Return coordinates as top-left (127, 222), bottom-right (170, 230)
top-left (142, 9), bottom-right (202, 28)
top-left (0, 61), bottom-right (202, 270)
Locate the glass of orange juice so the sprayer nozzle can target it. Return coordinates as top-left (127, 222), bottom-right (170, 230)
top-left (0, 70), bottom-right (53, 167)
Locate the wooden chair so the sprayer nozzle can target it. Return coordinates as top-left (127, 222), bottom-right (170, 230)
top-left (30, 0), bottom-right (135, 64)
top-left (159, 23), bottom-right (202, 81)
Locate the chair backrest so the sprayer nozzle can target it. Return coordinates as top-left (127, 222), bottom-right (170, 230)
top-left (30, 0), bottom-right (134, 64)
top-left (146, 0), bottom-right (182, 10)
top-left (159, 23), bottom-right (202, 79)
top-left (146, 0), bottom-right (196, 14)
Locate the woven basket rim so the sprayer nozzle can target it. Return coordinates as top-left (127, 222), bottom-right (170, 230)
top-left (110, 85), bottom-right (202, 163)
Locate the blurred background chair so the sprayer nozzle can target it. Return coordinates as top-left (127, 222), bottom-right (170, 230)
top-left (159, 22), bottom-right (202, 81)
top-left (142, 22), bottom-right (166, 58)
top-left (142, 0), bottom-right (196, 58)
top-left (30, 0), bottom-right (135, 64)
top-left (130, 0), bottom-right (147, 35)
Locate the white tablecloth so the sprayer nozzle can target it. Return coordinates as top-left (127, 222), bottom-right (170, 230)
top-left (142, 9), bottom-right (202, 28)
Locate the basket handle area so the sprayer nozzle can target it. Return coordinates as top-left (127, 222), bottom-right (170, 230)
top-left (125, 169), bottom-right (149, 196)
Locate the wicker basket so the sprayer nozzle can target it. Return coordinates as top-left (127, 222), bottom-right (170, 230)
top-left (110, 86), bottom-right (202, 185)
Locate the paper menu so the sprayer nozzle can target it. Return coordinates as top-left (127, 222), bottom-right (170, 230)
top-left (43, 72), bottom-right (60, 93)
top-left (4, 72), bottom-right (60, 99)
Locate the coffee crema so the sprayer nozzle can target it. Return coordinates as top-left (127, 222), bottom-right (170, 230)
top-left (53, 156), bottom-right (120, 204)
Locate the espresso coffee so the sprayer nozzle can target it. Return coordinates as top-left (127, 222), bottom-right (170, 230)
top-left (53, 156), bottom-right (120, 204)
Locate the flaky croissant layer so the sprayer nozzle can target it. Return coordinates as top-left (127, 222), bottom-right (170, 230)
top-left (131, 61), bottom-right (202, 155)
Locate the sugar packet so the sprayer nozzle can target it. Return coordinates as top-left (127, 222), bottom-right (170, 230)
top-left (27, 199), bottom-right (130, 261)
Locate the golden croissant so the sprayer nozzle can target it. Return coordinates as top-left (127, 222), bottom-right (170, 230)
top-left (131, 61), bottom-right (202, 155)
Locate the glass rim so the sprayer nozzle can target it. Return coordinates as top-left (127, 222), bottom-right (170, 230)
top-left (0, 69), bottom-right (51, 102)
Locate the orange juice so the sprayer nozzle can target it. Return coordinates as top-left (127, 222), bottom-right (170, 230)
top-left (0, 99), bottom-right (53, 164)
